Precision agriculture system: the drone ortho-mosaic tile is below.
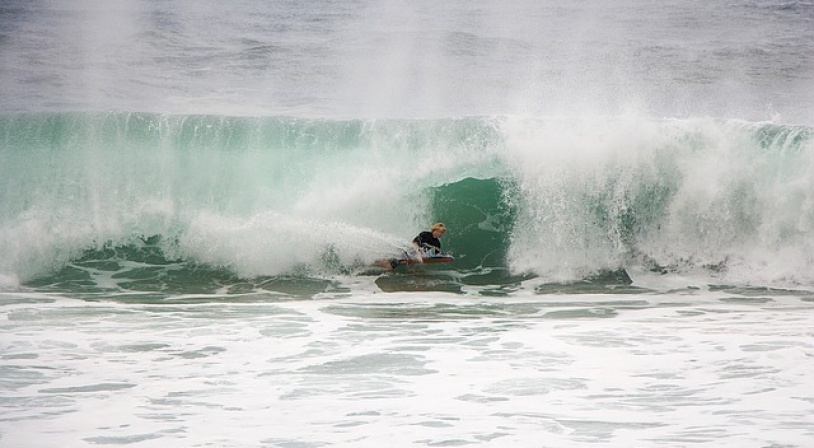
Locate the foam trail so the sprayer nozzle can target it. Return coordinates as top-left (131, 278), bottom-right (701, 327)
top-left (180, 211), bottom-right (410, 277)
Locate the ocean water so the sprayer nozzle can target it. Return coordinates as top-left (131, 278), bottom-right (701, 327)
top-left (2, 1), bottom-right (814, 447)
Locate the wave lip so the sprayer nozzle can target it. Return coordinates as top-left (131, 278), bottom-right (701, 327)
top-left (501, 116), bottom-right (814, 286)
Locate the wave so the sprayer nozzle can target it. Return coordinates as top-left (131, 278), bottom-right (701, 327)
top-left (1, 112), bottom-right (812, 291)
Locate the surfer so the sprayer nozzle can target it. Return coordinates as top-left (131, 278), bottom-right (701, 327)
top-left (412, 222), bottom-right (446, 255)
top-left (376, 223), bottom-right (448, 271)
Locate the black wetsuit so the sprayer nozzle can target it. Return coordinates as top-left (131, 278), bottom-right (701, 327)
top-left (413, 231), bottom-right (441, 254)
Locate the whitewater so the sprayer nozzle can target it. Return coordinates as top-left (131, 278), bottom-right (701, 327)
top-left (2, 1), bottom-right (814, 447)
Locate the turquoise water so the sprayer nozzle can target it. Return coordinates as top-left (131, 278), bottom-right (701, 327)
top-left (1, 113), bottom-right (812, 297)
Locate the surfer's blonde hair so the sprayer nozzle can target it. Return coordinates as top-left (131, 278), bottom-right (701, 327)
top-left (431, 223), bottom-right (447, 232)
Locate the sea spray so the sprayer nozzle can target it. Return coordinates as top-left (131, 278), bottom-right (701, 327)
top-left (501, 116), bottom-right (814, 284)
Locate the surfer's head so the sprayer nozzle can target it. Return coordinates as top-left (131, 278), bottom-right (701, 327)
top-left (431, 222), bottom-right (447, 238)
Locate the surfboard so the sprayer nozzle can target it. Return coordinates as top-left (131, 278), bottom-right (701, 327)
top-left (374, 253), bottom-right (455, 271)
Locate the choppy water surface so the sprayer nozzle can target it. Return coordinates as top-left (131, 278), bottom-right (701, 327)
top-left (2, 285), bottom-right (813, 447)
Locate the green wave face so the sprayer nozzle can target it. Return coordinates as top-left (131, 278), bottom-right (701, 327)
top-left (431, 177), bottom-right (516, 270)
top-left (1, 112), bottom-right (813, 294)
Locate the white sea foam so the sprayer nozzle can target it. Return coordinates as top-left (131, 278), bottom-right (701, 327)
top-left (1, 290), bottom-right (813, 447)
